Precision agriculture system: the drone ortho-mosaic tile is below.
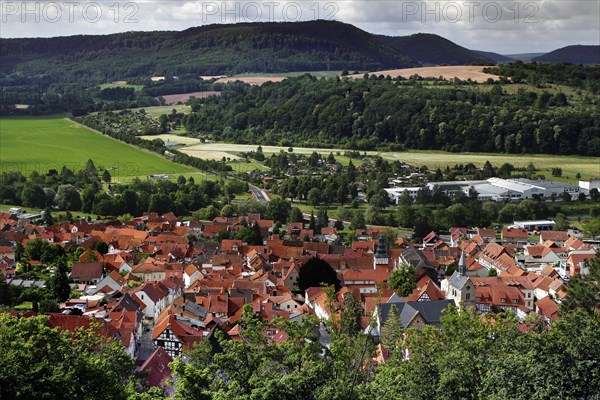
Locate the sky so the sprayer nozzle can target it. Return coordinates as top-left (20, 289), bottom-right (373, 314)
top-left (0, 0), bottom-right (599, 53)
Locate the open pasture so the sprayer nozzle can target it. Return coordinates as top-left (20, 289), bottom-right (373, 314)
top-left (349, 65), bottom-right (499, 83)
top-left (181, 143), bottom-right (598, 183)
top-left (0, 116), bottom-right (195, 178)
top-left (161, 91), bottom-right (222, 105)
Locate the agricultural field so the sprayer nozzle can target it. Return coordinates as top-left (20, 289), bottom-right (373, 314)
top-left (205, 71), bottom-right (352, 86)
top-left (161, 91), bottom-right (221, 105)
top-left (180, 143), bottom-right (599, 184)
top-left (0, 116), bottom-right (196, 179)
top-left (348, 65), bottom-right (499, 82)
top-left (141, 134), bottom-right (202, 146)
top-left (129, 105), bottom-right (191, 118)
top-left (98, 81), bottom-right (144, 91)
top-left (380, 150), bottom-right (600, 183)
top-left (230, 70), bottom-right (347, 78)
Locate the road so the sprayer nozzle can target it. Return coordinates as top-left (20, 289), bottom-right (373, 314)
top-left (301, 212), bottom-right (351, 228)
top-left (249, 184), bottom-right (270, 203)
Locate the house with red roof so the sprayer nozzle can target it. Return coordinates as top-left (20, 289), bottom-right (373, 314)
top-left (138, 347), bottom-right (173, 390)
top-left (152, 314), bottom-right (203, 358)
top-left (70, 262), bottom-right (104, 284)
top-left (134, 282), bottom-right (170, 321)
top-left (501, 228), bottom-right (529, 245)
top-left (540, 231), bottom-right (569, 246)
top-left (564, 250), bottom-right (597, 278)
top-left (450, 227), bottom-right (468, 246)
top-left (535, 296), bottom-right (559, 324)
top-left (470, 276), bottom-right (535, 319)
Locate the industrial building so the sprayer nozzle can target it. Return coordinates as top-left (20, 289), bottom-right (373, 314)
top-left (386, 177), bottom-right (582, 204)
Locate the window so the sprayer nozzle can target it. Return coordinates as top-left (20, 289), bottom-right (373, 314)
top-left (501, 298), bottom-right (506, 303)
top-left (466, 293), bottom-right (471, 300)
top-left (512, 299), bottom-right (519, 304)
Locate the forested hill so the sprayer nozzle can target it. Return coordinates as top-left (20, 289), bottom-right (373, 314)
top-left (377, 33), bottom-right (492, 65)
top-left (182, 75), bottom-right (600, 156)
top-left (532, 45), bottom-right (600, 65)
top-left (0, 20), bottom-right (492, 83)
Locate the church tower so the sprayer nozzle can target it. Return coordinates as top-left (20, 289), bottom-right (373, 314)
top-left (374, 237), bottom-right (389, 269)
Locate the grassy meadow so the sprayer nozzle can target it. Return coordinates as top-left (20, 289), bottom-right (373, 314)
top-left (0, 116), bottom-right (195, 180)
top-left (178, 143), bottom-right (599, 183)
top-left (97, 81), bottom-right (144, 91)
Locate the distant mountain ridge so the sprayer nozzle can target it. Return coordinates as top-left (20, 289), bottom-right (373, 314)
top-left (377, 33), bottom-right (493, 65)
top-left (0, 20), bottom-right (494, 83)
top-left (532, 45), bottom-right (600, 64)
top-left (473, 50), bottom-right (514, 63)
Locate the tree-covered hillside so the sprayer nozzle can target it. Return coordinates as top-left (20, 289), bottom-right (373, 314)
top-left (0, 20), bottom-right (493, 108)
top-left (182, 74), bottom-right (600, 156)
top-left (378, 33), bottom-right (492, 65)
top-left (1, 21), bottom-right (412, 81)
top-left (532, 45), bottom-right (600, 65)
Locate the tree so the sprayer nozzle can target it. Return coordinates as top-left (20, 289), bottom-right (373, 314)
top-left (0, 313), bottom-right (134, 400)
top-left (350, 209), bottom-right (366, 230)
top-left (583, 217), bottom-right (600, 238)
top-left (21, 183), bottom-right (46, 208)
top-left (381, 304), bottom-right (403, 351)
top-left (340, 292), bottom-right (362, 336)
top-left (48, 258), bottom-right (71, 302)
top-left (234, 224), bottom-right (263, 245)
top-left (387, 263), bottom-right (417, 296)
top-left (148, 193), bottom-right (171, 215)
top-left (560, 250), bottom-right (600, 314)
top-left (14, 242), bottom-right (24, 262)
top-left (23, 237), bottom-right (50, 261)
top-left (267, 197), bottom-right (291, 225)
top-left (560, 191), bottom-right (572, 202)
top-left (307, 188), bottom-right (321, 207)
top-left (298, 257), bottom-right (341, 292)
top-left (381, 227), bottom-right (398, 250)
top-left (287, 207), bottom-right (304, 223)
top-left (102, 170), bottom-right (112, 183)
top-left (95, 241), bottom-right (109, 254)
top-left (54, 184), bottom-right (82, 211)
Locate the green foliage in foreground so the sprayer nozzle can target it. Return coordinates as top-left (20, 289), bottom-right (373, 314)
top-left (0, 313), bottom-right (134, 400)
top-left (169, 305), bottom-right (600, 400)
top-left (3, 256), bottom-right (600, 399)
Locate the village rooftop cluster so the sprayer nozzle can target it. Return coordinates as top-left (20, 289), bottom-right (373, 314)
top-left (1, 209), bottom-right (597, 390)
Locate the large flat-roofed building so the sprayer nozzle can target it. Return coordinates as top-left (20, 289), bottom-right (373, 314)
top-left (512, 178), bottom-right (579, 199)
top-left (411, 177), bottom-right (584, 203)
top-left (579, 179), bottom-right (600, 195)
top-left (426, 180), bottom-right (487, 196)
top-left (512, 220), bottom-right (556, 231)
top-left (486, 178), bottom-right (543, 200)
top-left (385, 187), bottom-right (421, 204)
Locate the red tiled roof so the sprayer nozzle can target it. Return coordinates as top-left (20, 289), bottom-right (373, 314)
top-left (139, 347), bottom-right (172, 387)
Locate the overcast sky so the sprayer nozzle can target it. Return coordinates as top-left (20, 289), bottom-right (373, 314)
top-left (1, 0), bottom-right (598, 53)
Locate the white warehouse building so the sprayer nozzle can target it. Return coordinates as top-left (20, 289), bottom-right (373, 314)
top-left (427, 178), bottom-right (580, 202)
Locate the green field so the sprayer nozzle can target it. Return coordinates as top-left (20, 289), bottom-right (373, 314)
top-left (98, 82), bottom-right (144, 91)
top-left (0, 116), bottom-right (196, 179)
top-left (231, 70), bottom-right (351, 79)
top-left (381, 150), bottom-right (600, 183)
top-left (180, 143), bottom-right (599, 183)
top-left (130, 105), bottom-right (191, 117)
